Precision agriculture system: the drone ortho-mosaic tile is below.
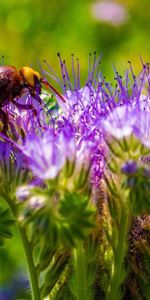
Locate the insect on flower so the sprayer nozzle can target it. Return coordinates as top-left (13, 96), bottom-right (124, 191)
top-left (0, 65), bottom-right (65, 132)
top-left (0, 66), bottom-right (41, 106)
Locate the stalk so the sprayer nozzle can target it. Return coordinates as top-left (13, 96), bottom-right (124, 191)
top-left (18, 226), bottom-right (41, 300)
top-left (2, 193), bottom-right (41, 300)
top-left (73, 242), bottom-right (91, 300)
top-left (106, 206), bottom-right (129, 300)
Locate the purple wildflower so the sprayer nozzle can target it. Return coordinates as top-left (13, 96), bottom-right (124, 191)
top-left (16, 185), bottom-right (35, 201)
top-left (98, 62), bottom-right (150, 146)
top-left (17, 128), bottom-right (75, 180)
top-left (43, 54), bottom-right (150, 186)
top-left (101, 104), bottom-right (150, 148)
top-left (101, 104), bottom-right (137, 138)
top-left (133, 110), bottom-right (150, 148)
top-left (121, 161), bottom-right (137, 174)
top-left (2, 55), bottom-right (149, 190)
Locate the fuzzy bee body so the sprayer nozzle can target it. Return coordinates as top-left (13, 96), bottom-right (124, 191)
top-left (0, 65), bottom-right (42, 133)
top-left (0, 66), bottom-right (41, 105)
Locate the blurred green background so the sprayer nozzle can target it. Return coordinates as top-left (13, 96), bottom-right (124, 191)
top-left (0, 0), bottom-right (149, 296)
top-left (0, 0), bottom-right (149, 79)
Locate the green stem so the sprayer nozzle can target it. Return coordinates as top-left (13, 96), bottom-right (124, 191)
top-left (73, 242), bottom-right (91, 300)
top-left (2, 193), bottom-right (41, 300)
top-left (106, 207), bottom-right (129, 300)
top-left (18, 226), bottom-right (41, 300)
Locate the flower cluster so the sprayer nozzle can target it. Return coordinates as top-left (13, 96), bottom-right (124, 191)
top-left (42, 55), bottom-right (150, 185)
top-left (0, 55), bottom-right (150, 300)
top-left (0, 55), bottom-right (149, 191)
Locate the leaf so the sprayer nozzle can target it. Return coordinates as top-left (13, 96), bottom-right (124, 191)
top-left (38, 244), bottom-right (56, 272)
top-left (41, 252), bottom-right (69, 298)
top-left (52, 281), bottom-right (74, 300)
top-left (0, 206), bottom-right (15, 246)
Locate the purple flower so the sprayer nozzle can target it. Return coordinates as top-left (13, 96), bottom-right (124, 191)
top-left (121, 161), bottom-right (137, 174)
top-left (101, 104), bottom-right (137, 138)
top-left (16, 185), bottom-right (35, 201)
top-left (137, 94), bottom-right (150, 112)
top-left (1, 55), bottom-right (149, 191)
top-left (42, 55), bottom-right (149, 187)
top-left (133, 110), bottom-right (150, 148)
top-left (17, 128), bottom-right (76, 180)
top-left (101, 104), bottom-right (150, 149)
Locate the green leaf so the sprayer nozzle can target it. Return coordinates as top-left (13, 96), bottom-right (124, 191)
top-left (38, 244), bottom-right (56, 272)
top-left (0, 206), bottom-right (15, 246)
top-left (41, 252), bottom-right (69, 298)
top-left (52, 281), bottom-right (74, 300)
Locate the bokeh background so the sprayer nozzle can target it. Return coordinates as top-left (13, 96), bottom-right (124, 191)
top-left (0, 0), bottom-right (149, 298)
top-left (0, 0), bottom-right (149, 79)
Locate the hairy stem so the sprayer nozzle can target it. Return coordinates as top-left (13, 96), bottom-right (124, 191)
top-left (106, 207), bottom-right (129, 300)
top-left (18, 226), bottom-right (41, 300)
top-left (73, 242), bottom-right (91, 300)
top-left (2, 193), bottom-right (41, 300)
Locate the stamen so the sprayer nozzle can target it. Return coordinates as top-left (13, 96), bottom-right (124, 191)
top-left (43, 59), bottom-right (62, 86)
top-left (128, 61), bottom-right (136, 81)
top-left (57, 54), bottom-right (68, 93)
top-left (63, 60), bottom-right (72, 90)
top-left (88, 53), bottom-right (92, 82)
top-left (95, 54), bottom-right (102, 83)
top-left (125, 69), bottom-right (129, 93)
top-left (71, 53), bottom-right (77, 90)
top-left (90, 51), bottom-right (97, 84)
top-left (1, 55), bottom-right (4, 66)
top-left (112, 64), bottom-right (126, 99)
top-left (76, 58), bottom-right (80, 90)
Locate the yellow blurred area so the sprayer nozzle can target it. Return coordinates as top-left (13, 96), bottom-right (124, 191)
top-left (0, 0), bottom-right (149, 80)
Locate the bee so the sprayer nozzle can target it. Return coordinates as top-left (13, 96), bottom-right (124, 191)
top-left (0, 65), bottom-right (65, 132)
top-left (0, 65), bottom-right (43, 114)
